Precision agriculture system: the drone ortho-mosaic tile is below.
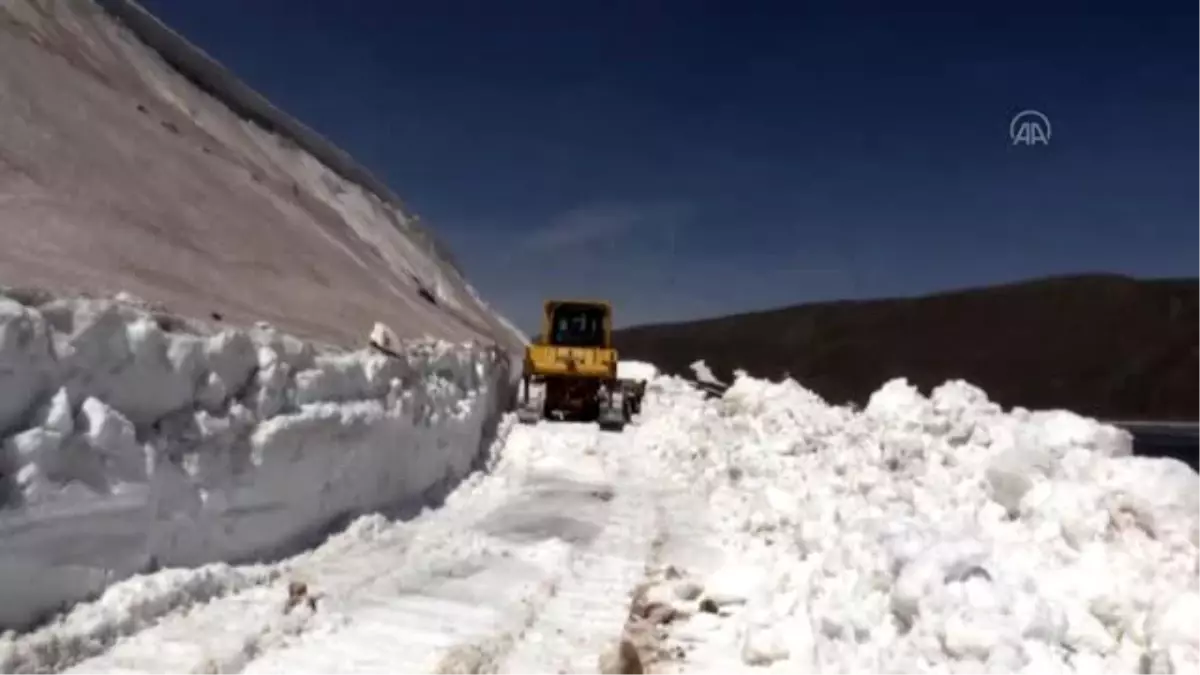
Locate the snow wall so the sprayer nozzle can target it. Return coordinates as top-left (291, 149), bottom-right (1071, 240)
top-left (0, 290), bottom-right (514, 632)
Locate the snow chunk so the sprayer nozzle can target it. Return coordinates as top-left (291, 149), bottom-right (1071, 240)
top-left (703, 564), bottom-right (770, 607)
top-left (293, 351), bottom-right (404, 405)
top-left (250, 324), bottom-right (315, 371)
top-left (80, 397), bottom-right (145, 480)
top-left (986, 445), bottom-right (1056, 517)
top-left (204, 329), bottom-right (257, 397)
top-left (368, 320), bottom-right (399, 353)
top-left (45, 301), bottom-right (197, 428)
top-left (0, 298), bottom-right (54, 435)
top-left (617, 360), bottom-right (658, 382)
top-left (34, 387), bottom-right (75, 436)
top-left (689, 359), bottom-right (727, 387)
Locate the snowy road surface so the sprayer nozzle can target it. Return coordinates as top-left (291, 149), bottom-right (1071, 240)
top-left (4, 414), bottom-right (690, 674)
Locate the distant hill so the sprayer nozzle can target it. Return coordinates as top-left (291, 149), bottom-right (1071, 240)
top-left (614, 274), bottom-right (1198, 421)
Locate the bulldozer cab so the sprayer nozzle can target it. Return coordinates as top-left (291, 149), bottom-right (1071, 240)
top-left (526, 300), bottom-right (617, 379)
top-left (543, 300), bottom-right (611, 348)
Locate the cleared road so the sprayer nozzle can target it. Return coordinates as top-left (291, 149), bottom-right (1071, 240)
top-left (7, 419), bottom-right (681, 674)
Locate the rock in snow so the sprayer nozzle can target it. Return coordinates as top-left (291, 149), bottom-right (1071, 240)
top-left (641, 373), bottom-right (1199, 673)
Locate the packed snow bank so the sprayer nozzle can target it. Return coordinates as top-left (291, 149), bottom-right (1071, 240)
top-left (637, 371), bottom-right (1199, 673)
top-left (0, 291), bottom-right (512, 632)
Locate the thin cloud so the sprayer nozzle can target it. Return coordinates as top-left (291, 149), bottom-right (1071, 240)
top-left (517, 200), bottom-right (694, 254)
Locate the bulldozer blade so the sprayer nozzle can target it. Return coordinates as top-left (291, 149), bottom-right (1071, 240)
top-left (598, 417), bottom-right (625, 432)
top-left (517, 405), bottom-right (541, 424)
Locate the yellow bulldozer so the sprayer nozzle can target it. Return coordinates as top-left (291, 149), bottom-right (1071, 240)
top-left (516, 299), bottom-right (644, 431)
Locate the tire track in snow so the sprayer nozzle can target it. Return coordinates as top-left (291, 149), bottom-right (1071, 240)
top-left (631, 487), bottom-right (736, 674)
top-left (238, 420), bottom-right (632, 674)
top-left (428, 427), bottom-right (667, 674)
top-left (56, 420), bottom-right (616, 673)
top-left (496, 432), bottom-right (665, 673)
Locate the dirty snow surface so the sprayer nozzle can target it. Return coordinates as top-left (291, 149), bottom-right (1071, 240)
top-left (0, 0), bottom-right (523, 350)
top-left (4, 369), bottom-right (1197, 674)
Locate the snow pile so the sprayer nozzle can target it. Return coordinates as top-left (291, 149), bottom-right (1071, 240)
top-left (689, 360), bottom-right (728, 389)
top-left (0, 290), bottom-right (512, 632)
top-left (0, 562), bottom-right (281, 673)
top-left (638, 372), bottom-right (1199, 673)
top-left (618, 360), bottom-right (659, 382)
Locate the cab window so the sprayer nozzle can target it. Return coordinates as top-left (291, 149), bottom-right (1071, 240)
top-left (549, 303), bottom-right (607, 347)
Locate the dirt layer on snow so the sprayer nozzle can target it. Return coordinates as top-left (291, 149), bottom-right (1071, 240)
top-left (615, 274), bottom-right (1198, 422)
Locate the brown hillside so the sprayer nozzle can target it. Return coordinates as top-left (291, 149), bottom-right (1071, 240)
top-left (613, 274), bottom-right (1198, 421)
top-left (0, 1), bottom-right (523, 353)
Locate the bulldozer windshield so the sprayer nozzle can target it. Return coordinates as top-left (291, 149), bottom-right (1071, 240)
top-left (548, 303), bottom-right (607, 347)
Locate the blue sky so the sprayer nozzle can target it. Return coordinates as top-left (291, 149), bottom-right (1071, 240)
top-left (140, 0), bottom-right (1198, 331)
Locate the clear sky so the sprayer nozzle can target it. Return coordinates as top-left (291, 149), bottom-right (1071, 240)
top-left (139, 0), bottom-right (1198, 332)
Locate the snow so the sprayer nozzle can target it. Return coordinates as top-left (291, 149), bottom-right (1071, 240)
top-left (635, 372), bottom-right (1199, 673)
top-left (618, 360), bottom-right (659, 382)
top-left (3, 414), bottom-right (666, 674)
top-left (689, 359), bottom-right (727, 388)
top-left (2, 352), bottom-right (1196, 673)
top-left (0, 1), bottom-right (1188, 670)
top-left (0, 290), bottom-right (512, 633)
